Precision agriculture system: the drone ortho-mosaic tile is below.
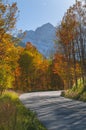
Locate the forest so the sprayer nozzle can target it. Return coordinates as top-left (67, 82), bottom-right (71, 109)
top-left (0, 0), bottom-right (86, 95)
top-left (0, 0), bottom-right (86, 130)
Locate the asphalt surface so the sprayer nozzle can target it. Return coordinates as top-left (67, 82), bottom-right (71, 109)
top-left (19, 91), bottom-right (86, 130)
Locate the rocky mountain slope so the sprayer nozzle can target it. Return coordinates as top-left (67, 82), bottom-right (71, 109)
top-left (18, 23), bottom-right (57, 58)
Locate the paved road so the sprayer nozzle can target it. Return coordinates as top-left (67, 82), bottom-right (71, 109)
top-left (19, 91), bottom-right (86, 130)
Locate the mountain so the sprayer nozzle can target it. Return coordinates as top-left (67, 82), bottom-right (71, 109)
top-left (18, 23), bottom-right (57, 58)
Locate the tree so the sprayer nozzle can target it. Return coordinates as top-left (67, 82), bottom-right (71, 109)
top-left (18, 50), bottom-right (34, 91)
top-left (74, 0), bottom-right (86, 84)
top-left (56, 0), bottom-right (86, 88)
top-left (49, 61), bottom-right (64, 90)
top-left (0, 1), bottom-right (18, 40)
top-left (0, 0), bottom-right (18, 93)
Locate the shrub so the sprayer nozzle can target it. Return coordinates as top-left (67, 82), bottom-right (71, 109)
top-left (0, 91), bottom-right (47, 130)
top-left (63, 78), bottom-right (86, 101)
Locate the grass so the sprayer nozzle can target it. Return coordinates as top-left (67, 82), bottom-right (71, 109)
top-left (62, 79), bottom-right (86, 102)
top-left (0, 91), bottom-right (47, 130)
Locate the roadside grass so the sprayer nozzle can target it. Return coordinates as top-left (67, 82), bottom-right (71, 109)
top-left (62, 79), bottom-right (86, 102)
top-left (0, 91), bottom-right (47, 130)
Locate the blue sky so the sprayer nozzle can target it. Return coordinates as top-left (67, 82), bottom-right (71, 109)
top-left (10, 0), bottom-right (75, 31)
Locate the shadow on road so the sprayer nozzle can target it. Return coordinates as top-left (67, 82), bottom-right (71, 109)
top-left (20, 92), bottom-right (86, 130)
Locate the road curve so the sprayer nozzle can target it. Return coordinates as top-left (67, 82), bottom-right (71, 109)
top-left (19, 91), bottom-right (86, 130)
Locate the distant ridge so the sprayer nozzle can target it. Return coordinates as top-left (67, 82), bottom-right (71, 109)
top-left (18, 23), bottom-right (57, 58)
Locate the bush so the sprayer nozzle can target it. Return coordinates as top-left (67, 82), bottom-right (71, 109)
top-left (79, 92), bottom-right (86, 102)
top-left (63, 79), bottom-right (86, 101)
top-left (0, 91), bottom-right (47, 130)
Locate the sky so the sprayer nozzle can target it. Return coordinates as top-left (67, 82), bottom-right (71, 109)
top-left (10, 0), bottom-right (76, 31)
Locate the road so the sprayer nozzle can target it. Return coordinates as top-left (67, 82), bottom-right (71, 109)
top-left (19, 91), bottom-right (86, 130)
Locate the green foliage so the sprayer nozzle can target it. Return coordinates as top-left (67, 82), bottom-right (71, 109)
top-left (0, 65), bottom-right (14, 94)
top-left (0, 45), bottom-right (19, 94)
top-left (19, 50), bottom-right (34, 73)
top-left (79, 92), bottom-right (86, 102)
top-left (18, 50), bottom-right (34, 91)
top-left (0, 91), bottom-right (47, 130)
top-left (63, 79), bottom-right (86, 101)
